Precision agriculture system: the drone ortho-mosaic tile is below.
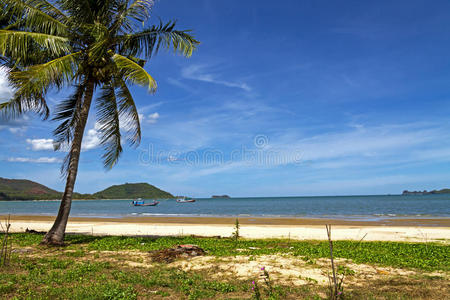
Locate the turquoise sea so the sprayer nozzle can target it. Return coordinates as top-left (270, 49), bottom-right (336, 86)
top-left (1, 194), bottom-right (449, 221)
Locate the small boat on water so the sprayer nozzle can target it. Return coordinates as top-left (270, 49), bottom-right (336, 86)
top-left (132, 200), bottom-right (159, 206)
top-left (176, 196), bottom-right (196, 203)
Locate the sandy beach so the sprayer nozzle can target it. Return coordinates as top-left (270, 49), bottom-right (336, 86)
top-left (4, 215), bottom-right (450, 242)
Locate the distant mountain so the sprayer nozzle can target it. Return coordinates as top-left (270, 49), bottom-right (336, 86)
top-left (402, 189), bottom-right (450, 195)
top-left (0, 178), bottom-right (173, 200)
top-left (93, 183), bottom-right (173, 199)
top-left (0, 177), bottom-right (61, 200)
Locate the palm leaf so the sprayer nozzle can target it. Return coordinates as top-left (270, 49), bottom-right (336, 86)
top-left (114, 76), bottom-right (141, 146)
top-left (55, 0), bottom-right (93, 24)
top-left (0, 91), bottom-right (49, 119)
top-left (123, 0), bottom-right (153, 23)
top-left (11, 51), bottom-right (80, 90)
top-left (53, 82), bottom-right (85, 148)
top-left (0, 30), bottom-right (70, 60)
top-left (117, 21), bottom-right (199, 59)
top-left (7, 52), bottom-right (80, 117)
top-left (25, 0), bottom-right (68, 22)
top-left (1, 0), bottom-right (68, 36)
top-left (96, 83), bottom-right (123, 169)
top-left (111, 52), bottom-right (156, 92)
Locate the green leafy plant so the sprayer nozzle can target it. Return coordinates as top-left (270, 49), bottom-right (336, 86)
top-left (232, 218), bottom-right (240, 241)
top-left (7, 233), bottom-right (450, 271)
top-left (0, 215), bottom-right (12, 267)
top-left (251, 267), bottom-right (281, 299)
top-left (251, 279), bottom-right (262, 300)
top-left (326, 225), bottom-right (345, 300)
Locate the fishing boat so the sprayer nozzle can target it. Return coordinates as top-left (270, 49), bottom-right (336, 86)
top-left (131, 200), bottom-right (159, 206)
top-left (176, 196), bottom-right (196, 203)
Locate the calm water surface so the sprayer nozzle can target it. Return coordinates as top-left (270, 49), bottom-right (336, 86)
top-left (1, 194), bottom-right (449, 221)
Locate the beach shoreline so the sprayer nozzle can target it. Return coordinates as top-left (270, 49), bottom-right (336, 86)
top-left (3, 214), bottom-right (450, 226)
top-left (3, 215), bottom-right (450, 242)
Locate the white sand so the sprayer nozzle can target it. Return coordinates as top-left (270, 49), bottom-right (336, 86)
top-left (8, 220), bottom-right (450, 242)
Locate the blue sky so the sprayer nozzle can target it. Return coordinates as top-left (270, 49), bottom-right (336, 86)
top-left (2, 0), bottom-right (450, 197)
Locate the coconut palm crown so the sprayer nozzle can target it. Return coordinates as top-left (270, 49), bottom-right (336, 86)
top-left (0, 0), bottom-right (199, 244)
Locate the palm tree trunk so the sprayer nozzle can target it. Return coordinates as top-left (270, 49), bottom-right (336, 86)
top-left (41, 77), bottom-right (95, 245)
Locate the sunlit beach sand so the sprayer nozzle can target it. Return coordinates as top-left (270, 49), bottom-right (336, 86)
top-left (5, 215), bottom-right (450, 242)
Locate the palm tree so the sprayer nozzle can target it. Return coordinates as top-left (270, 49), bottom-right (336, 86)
top-left (0, 0), bottom-right (199, 245)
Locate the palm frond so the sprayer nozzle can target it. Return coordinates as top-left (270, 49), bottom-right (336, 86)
top-left (123, 0), bottom-right (153, 23)
top-left (111, 52), bottom-right (156, 92)
top-left (2, 52), bottom-right (80, 121)
top-left (0, 91), bottom-right (49, 119)
top-left (117, 21), bottom-right (199, 59)
top-left (0, 30), bottom-right (70, 61)
top-left (1, 0), bottom-right (68, 36)
top-left (25, 0), bottom-right (68, 22)
top-left (96, 83), bottom-right (123, 169)
top-left (11, 51), bottom-right (80, 90)
top-left (55, 0), bottom-right (93, 24)
top-left (114, 77), bottom-right (141, 146)
top-left (53, 83), bottom-right (85, 148)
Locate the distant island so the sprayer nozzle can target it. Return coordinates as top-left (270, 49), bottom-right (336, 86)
top-left (0, 178), bottom-right (173, 200)
top-left (211, 195), bottom-right (230, 198)
top-left (94, 183), bottom-right (173, 199)
top-left (402, 189), bottom-right (450, 195)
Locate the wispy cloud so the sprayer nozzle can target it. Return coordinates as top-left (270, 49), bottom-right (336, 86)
top-left (139, 102), bottom-right (164, 113)
top-left (0, 115), bottom-right (29, 133)
top-left (167, 77), bottom-right (196, 93)
top-left (138, 121), bottom-right (450, 183)
top-left (181, 64), bottom-right (251, 91)
top-left (7, 157), bottom-right (62, 163)
top-left (146, 112), bottom-right (160, 124)
top-left (265, 122), bottom-right (450, 168)
top-left (9, 127), bottom-right (27, 135)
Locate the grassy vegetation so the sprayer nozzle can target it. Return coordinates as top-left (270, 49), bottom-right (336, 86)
top-left (0, 254), bottom-right (288, 300)
top-left (7, 233), bottom-right (450, 271)
top-left (1, 233), bottom-right (449, 299)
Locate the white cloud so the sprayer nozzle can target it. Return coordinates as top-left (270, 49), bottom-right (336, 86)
top-left (25, 128), bottom-right (101, 152)
top-left (26, 138), bottom-right (55, 151)
top-left (0, 67), bottom-right (13, 101)
top-left (82, 128), bottom-right (100, 150)
top-left (181, 64), bottom-right (251, 92)
top-left (147, 112), bottom-right (159, 124)
top-left (7, 157), bottom-right (62, 163)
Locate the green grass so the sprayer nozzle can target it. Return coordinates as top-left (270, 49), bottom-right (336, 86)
top-left (0, 256), bottom-right (250, 300)
top-left (1, 233), bottom-right (449, 299)
top-left (5, 233), bottom-right (450, 271)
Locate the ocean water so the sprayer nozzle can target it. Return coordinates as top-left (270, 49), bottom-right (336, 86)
top-left (1, 194), bottom-right (449, 221)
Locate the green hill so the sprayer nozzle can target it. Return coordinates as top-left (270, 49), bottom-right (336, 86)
top-left (433, 188), bottom-right (450, 194)
top-left (94, 183), bottom-right (173, 199)
top-left (0, 178), bottom-right (173, 200)
top-left (0, 177), bottom-right (62, 200)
